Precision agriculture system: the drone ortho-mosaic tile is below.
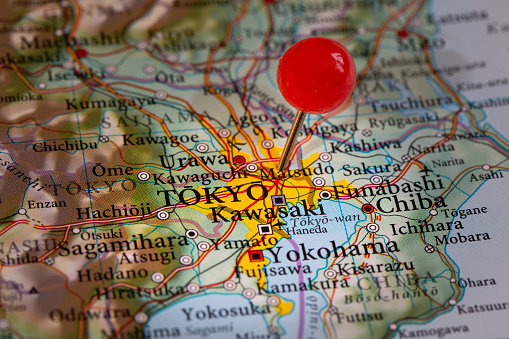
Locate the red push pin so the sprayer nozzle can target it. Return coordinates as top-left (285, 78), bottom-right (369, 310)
top-left (276, 37), bottom-right (356, 172)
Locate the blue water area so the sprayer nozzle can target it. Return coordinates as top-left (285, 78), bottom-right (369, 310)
top-left (261, 199), bottom-right (366, 337)
top-left (145, 293), bottom-right (271, 338)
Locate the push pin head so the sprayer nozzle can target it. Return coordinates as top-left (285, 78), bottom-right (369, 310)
top-left (276, 37), bottom-right (356, 171)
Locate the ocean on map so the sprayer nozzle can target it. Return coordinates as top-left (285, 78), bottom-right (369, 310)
top-left (145, 293), bottom-right (270, 339)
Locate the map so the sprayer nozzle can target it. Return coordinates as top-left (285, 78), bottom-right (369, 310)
top-left (0, 0), bottom-right (508, 338)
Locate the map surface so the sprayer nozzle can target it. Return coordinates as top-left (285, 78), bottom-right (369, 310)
top-left (0, 0), bottom-right (508, 338)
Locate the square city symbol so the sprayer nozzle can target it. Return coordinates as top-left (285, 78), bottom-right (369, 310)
top-left (271, 194), bottom-right (286, 206)
top-left (257, 223), bottom-right (273, 235)
top-left (248, 250), bottom-right (264, 262)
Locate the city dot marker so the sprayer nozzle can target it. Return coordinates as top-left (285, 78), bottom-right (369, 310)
top-left (143, 64), bottom-right (156, 74)
top-left (242, 288), bottom-right (256, 299)
top-left (137, 172), bottom-right (150, 181)
top-left (223, 280), bottom-right (237, 291)
top-left (267, 296), bottom-right (280, 306)
top-left (218, 129), bottom-right (231, 137)
top-left (151, 272), bottom-right (164, 283)
top-left (135, 41), bottom-right (148, 50)
top-left (276, 37), bottom-right (356, 171)
top-left (254, 50), bottom-right (265, 58)
top-left (355, 95), bottom-right (367, 105)
top-left (185, 229), bottom-right (198, 239)
top-left (261, 139), bottom-right (274, 149)
top-left (165, 53), bottom-right (178, 62)
top-left (76, 48), bottom-right (87, 58)
top-left (246, 163), bottom-right (258, 172)
top-left (154, 90), bottom-right (167, 100)
top-left (233, 155), bottom-right (246, 165)
top-left (179, 255), bottom-right (192, 265)
top-left (324, 269), bottom-right (337, 279)
top-left (319, 190), bottom-right (331, 200)
top-left (361, 204), bottom-right (375, 214)
top-left (312, 177), bottom-right (325, 187)
top-left (157, 211), bottom-right (169, 220)
top-left (104, 64), bottom-right (118, 74)
top-left (134, 313), bottom-right (148, 324)
top-left (319, 152), bottom-right (332, 162)
top-left (197, 242), bottom-right (210, 251)
top-left (366, 223), bottom-right (380, 233)
top-left (0, 319), bottom-right (10, 330)
top-left (397, 30), bottom-right (408, 38)
top-left (62, 60), bottom-right (74, 69)
top-left (196, 143), bottom-right (208, 153)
